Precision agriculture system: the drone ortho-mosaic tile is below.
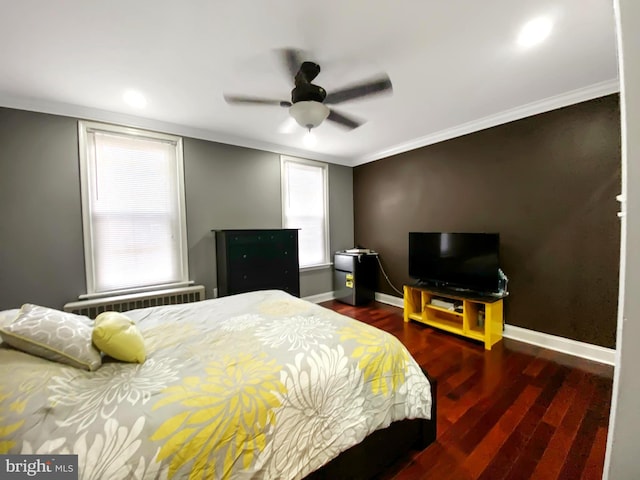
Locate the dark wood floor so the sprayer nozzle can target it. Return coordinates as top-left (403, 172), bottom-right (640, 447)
top-left (321, 300), bottom-right (614, 480)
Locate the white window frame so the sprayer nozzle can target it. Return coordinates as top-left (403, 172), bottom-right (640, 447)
top-left (281, 155), bottom-right (331, 270)
top-left (78, 120), bottom-right (189, 298)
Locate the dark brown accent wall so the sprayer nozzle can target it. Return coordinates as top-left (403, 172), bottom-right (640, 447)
top-left (354, 95), bottom-right (621, 348)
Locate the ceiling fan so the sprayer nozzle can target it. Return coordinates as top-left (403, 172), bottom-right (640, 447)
top-left (224, 48), bottom-right (393, 132)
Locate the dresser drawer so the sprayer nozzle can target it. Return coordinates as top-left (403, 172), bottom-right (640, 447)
top-left (214, 229), bottom-right (300, 297)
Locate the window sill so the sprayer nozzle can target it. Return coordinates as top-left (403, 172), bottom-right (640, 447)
top-left (79, 281), bottom-right (194, 300)
top-left (300, 263), bottom-right (333, 273)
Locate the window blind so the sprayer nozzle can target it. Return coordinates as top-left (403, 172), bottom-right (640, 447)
top-left (80, 123), bottom-right (188, 295)
top-left (282, 158), bottom-right (328, 267)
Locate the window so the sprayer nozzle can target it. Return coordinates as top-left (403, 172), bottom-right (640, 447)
top-left (78, 121), bottom-right (188, 296)
top-left (281, 156), bottom-right (329, 268)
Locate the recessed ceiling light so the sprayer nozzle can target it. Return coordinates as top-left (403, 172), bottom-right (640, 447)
top-left (517, 17), bottom-right (553, 48)
top-left (123, 89), bottom-right (147, 108)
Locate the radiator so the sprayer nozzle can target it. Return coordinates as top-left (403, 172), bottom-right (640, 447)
top-left (63, 285), bottom-right (205, 319)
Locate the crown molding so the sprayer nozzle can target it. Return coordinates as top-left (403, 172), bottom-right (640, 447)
top-left (0, 93), bottom-right (351, 166)
top-left (353, 78), bottom-right (620, 166)
top-left (0, 78), bottom-right (619, 169)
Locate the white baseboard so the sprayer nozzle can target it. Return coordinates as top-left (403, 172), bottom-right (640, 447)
top-left (308, 291), bottom-right (405, 306)
top-left (375, 292), bottom-right (404, 308)
top-left (372, 291), bottom-right (616, 366)
top-left (503, 324), bottom-right (615, 366)
top-left (303, 291), bottom-right (336, 304)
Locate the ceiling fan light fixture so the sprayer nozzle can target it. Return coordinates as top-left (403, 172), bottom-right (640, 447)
top-left (289, 101), bottom-right (330, 129)
top-left (303, 129), bottom-right (317, 147)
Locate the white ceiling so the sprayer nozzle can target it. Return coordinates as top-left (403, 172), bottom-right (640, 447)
top-left (0, 0), bottom-right (618, 166)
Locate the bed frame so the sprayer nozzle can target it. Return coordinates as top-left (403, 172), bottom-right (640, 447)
top-left (306, 370), bottom-right (437, 480)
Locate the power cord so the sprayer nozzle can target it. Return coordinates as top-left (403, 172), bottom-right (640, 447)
top-left (375, 255), bottom-right (404, 297)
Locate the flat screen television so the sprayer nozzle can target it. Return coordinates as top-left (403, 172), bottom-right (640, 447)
top-left (408, 232), bottom-right (501, 295)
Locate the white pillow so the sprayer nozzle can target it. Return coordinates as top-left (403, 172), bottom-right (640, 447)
top-left (0, 309), bottom-right (19, 328)
top-left (0, 304), bottom-right (102, 371)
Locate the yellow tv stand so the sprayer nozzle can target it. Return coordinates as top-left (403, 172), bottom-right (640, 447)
top-left (403, 285), bottom-right (504, 350)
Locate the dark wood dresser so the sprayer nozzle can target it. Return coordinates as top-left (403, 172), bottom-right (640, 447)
top-left (213, 229), bottom-right (300, 297)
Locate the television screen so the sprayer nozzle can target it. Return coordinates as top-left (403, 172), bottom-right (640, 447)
top-left (408, 232), bottom-right (500, 294)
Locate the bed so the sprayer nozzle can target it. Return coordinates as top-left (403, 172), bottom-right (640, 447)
top-left (0, 289), bottom-right (436, 479)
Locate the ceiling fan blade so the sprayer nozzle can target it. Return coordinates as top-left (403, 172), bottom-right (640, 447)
top-left (324, 75), bottom-right (393, 105)
top-left (327, 109), bottom-right (364, 130)
top-left (224, 94), bottom-right (291, 107)
top-left (279, 48), bottom-right (305, 79)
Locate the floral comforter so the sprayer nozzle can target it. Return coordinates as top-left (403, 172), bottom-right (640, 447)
top-left (0, 290), bottom-right (432, 479)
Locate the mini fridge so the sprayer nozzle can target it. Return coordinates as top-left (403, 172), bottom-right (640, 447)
top-left (334, 251), bottom-right (377, 306)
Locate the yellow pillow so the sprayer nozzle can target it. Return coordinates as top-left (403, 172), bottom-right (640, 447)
top-left (92, 312), bottom-right (146, 363)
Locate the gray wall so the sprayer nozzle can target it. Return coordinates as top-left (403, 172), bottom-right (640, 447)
top-left (0, 109), bottom-right (85, 309)
top-left (183, 139), bottom-right (283, 299)
top-left (605, 0), bottom-right (639, 476)
top-left (184, 138), bottom-right (354, 299)
top-left (0, 107), bottom-right (353, 310)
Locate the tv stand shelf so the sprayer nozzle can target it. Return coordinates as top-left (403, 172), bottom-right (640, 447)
top-left (404, 285), bottom-right (504, 350)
